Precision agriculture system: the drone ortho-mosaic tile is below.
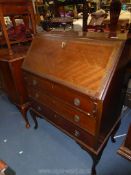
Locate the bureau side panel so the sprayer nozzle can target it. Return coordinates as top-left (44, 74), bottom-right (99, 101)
top-left (99, 43), bottom-right (129, 140)
top-left (0, 58), bottom-right (28, 106)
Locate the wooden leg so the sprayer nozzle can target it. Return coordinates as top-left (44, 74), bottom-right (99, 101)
top-left (111, 120), bottom-right (121, 143)
top-left (30, 110), bottom-right (38, 129)
top-left (90, 155), bottom-right (99, 175)
top-left (90, 140), bottom-right (108, 175)
top-left (18, 103), bottom-right (30, 128)
top-left (77, 139), bottom-right (108, 175)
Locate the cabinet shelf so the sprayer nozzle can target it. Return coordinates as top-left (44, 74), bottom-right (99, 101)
top-left (0, 0), bottom-right (36, 58)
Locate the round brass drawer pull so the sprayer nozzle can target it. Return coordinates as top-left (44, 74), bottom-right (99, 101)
top-left (33, 79), bottom-right (37, 86)
top-left (74, 98), bottom-right (81, 106)
top-left (74, 130), bottom-right (80, 137)
top-left (74, 115), bottom-right (80, 122)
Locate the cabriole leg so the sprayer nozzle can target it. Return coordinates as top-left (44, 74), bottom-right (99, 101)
top-left (89, 139), bottom-right (108, 175)
top-left (90, 152), bottom-right (102, 175)
top-left (19, 104), bottom-right (30, 128)
top-left (30, 110), bottom-right (38, 129)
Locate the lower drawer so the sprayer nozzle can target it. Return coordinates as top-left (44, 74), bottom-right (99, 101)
top-left (28, 87), bottom-right (96, 135)
top-left (31, 100), bottom-right (97, 150)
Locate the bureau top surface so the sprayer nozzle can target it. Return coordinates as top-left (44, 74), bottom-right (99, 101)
top-left (22, 33), bottom-right (125, 99)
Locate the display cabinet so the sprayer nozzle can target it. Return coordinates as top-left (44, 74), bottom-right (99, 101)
top-left (0, 0), bottom-right (36, 128)
top-left (0, 0), bottom-right (36, 56)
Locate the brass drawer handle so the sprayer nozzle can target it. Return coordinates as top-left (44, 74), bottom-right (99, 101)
top-left (87, 113), bottom-right (91, 116)
top-left (74, 130), bottom-right (80, 137)
top-left (33, 79), bottom-right (37, 86)
top-left (74, 98), bottom-right (81, 106)
top-left (74, 115), bottom-right (80, 122)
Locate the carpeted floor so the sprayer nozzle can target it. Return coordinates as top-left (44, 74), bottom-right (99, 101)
top-left (0, 92), bottom-right (131, 175)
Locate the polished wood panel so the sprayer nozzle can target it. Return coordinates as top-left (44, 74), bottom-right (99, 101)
top-left (23, 71), bottom-right (97, 115)
top-left (22, 33), bottom-right (129, 174)
top-left (23, 33), bottom-right (123, 98)
top-left (27, 85), bottom-right (96, 135)
top-left (31, 100), bottom-right (96, 149)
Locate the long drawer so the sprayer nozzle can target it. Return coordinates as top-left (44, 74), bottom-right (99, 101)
top-left (31, 100), bottom-right (97, 149)
top-left (23, 71), bottom-right (98, 116)
top-left (28, 86), bottom-right (96, 135)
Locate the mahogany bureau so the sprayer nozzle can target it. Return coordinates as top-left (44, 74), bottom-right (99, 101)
top-left (22, 33), bottom-right (129, 175)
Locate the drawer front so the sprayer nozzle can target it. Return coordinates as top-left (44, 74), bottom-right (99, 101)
top-left (31, 101), bottom-right (95, 149)
top-left (23, 71), bottom-right (98, 116)
top-left (28, 87), bottom-right (96, 135)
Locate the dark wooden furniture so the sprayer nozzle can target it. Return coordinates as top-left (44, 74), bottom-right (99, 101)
top-left (35, 0), bottom-right (46, 25)
top-left (0, 45), bottom-right (30, 128)
top-left (118, 123), bottom-right (131, 161)
top-left (22, 32), bottom-right (129, 175)
top-left (53, 0), bottom-right (88, 31)
top-left (0, 0), bottom-right (36, 128)
top-left (50, 17), bottom-right (73, 30)
top-left (0, 0), bottom-right (36, 56)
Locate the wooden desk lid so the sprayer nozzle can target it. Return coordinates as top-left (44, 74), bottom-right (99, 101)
top-left (22, 33), bottom-right (125, 99)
